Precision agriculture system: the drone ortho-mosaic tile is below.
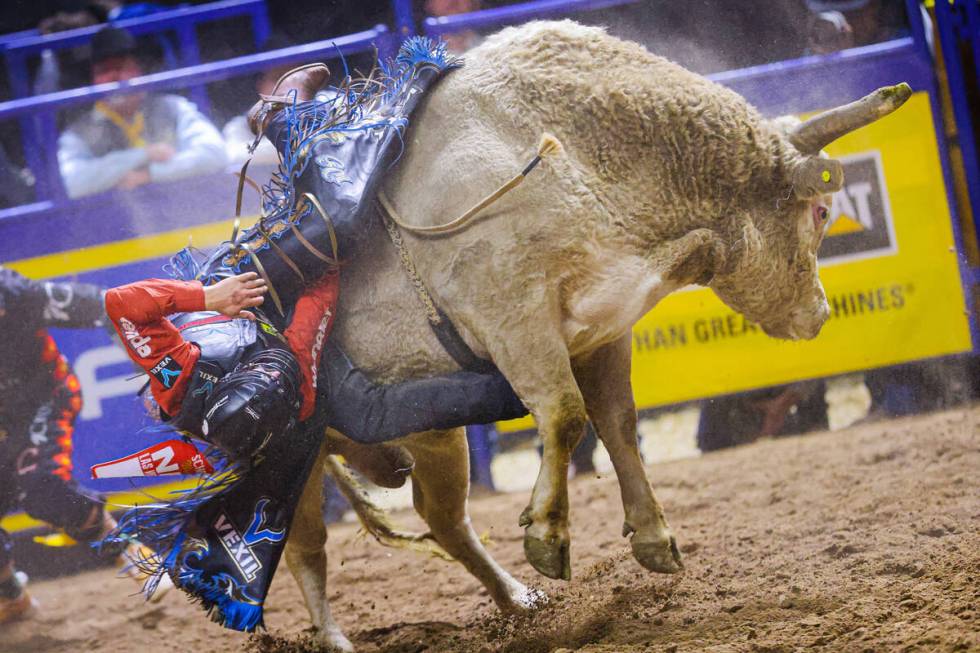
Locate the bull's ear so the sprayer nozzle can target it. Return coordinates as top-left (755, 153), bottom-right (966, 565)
top-left (664, 229), bottom-right (730, 286)
top-left (790, 157), bottom-right (843, 199)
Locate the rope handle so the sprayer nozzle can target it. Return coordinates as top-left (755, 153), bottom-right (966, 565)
top-left (379, 132), bottom-right (562, 237)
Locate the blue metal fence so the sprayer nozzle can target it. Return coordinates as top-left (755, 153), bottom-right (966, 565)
top-left (0, 1), bottom-right (952, 246)
top-left (0, 0), bottom-right (272, 211)
top-left (421, 0), bottom-right (640, 37)
top-left (935, 0), bottom-right (980, 287)
top-left (0, 0), bottom-right (974, 309)
top-left (0, 24), bottom-right (391, 216)
top-left (2, 0), bottom-right (271, 104)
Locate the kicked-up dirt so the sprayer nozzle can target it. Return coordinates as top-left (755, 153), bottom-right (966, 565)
top-left (3, 405), bottom-right (978, 653)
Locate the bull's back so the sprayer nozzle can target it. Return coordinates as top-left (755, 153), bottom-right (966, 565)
top-left (337, 21), bottom-right (721, 381)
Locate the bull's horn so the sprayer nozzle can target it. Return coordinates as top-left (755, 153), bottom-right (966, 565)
top-left (789, 83), bottom-right (912, 154)
top-left (791, 157), bottom-right (844, 199)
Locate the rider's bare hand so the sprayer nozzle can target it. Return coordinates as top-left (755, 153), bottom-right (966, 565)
top-left (203, 272), bottom-right (267, 319)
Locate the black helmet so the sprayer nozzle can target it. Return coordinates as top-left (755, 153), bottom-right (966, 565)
top-left (200, 346), bottom-right (301, 464)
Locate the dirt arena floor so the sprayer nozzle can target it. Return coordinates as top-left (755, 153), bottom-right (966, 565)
top-left (3, 405), bottom-right (978, 653)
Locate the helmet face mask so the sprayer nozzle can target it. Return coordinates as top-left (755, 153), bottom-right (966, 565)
top-left (199, 346), bottom-right (301, 464)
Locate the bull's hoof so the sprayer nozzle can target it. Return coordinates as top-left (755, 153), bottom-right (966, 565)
top-left (523, 532), bottom-right (571, 580)
top-left (499, 584), bottom-right (548, 614)
top-left (315, 625), bottom-right (355, 653)
top-left (631, 534), bottom-right (683, 574)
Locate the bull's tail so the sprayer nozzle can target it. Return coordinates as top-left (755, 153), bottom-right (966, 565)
top-left (323, 454), bottom-right (452, 561)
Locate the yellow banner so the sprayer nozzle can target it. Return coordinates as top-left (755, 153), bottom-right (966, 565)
top-left (501, 92), bottom-right (972, 431)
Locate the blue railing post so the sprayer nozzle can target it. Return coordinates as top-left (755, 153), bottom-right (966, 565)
top-left (392, 0), bottom-right (417, 39)
top-left (4, 49), bottom-right (31, 98)
top-left (5, 49), bottom-right (50, 201)
top-left (935, 1), bottom-right (980, 260)
top-left (37, 111), bottom-right (67, 203)
top-left (176, 24), bottom-right (202, 68)
top-left (252, 2), bottom-right (271, 48)
top-left (904, 0), bottom-right (932, 62)
top-left (374, 24), bottom-right (397, 62)
top-left (175, 23), bottom-right (211, 114)
top-left (422, 0), bottom-right (640, 37)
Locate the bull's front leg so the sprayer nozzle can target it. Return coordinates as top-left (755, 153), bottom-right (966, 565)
top-left (523, 394), bottom-right (585, 580)
top-left (572, 335), bottom-right (682, 574)
top-left (284, 445), bottom-right (354, 653)
top-left (492, 337), bottom-right (586, 581)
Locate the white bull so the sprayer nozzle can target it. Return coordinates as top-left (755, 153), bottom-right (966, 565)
top-left (280, 20), bottom-right (911, 651)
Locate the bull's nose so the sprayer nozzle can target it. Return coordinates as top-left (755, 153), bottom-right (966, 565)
top-left (787, 301), bottom-right (829, 340)
top-left (817, 299), bottom-right (831, 324)
top-left (794, 317), bottom-right (825, 340)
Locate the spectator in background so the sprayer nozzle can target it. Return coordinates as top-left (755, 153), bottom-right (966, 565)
top-left (807, 9), bottom-right (856, 54)
top-left (34, 1), bottom-right (173, 97)
top-left (57, 26), bottom-right (226, 199)
top-left (804, 0), bottom-right (909, 49)
top-left (804, 0), bottom-right (926, 60)
top-left (425, 0), bottom-right (482, 53)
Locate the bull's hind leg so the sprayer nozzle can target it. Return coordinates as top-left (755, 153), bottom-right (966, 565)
top-left (284, 445), bottom-right (354, 653)
top-left (405, 428), bottom-right (540, 612)
top-left (572, 334), bottom-right (682, 574)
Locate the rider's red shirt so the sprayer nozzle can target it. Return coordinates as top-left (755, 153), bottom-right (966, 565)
top-left (105, 275), bottom-right (339, 421)
top-left (284, 272), bottom-right (339, 421)
top-left (104, 279), bottom-right (205, 417)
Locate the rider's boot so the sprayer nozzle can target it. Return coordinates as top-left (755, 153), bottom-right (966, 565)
top-left (246, 63), bottom-right (330, 142)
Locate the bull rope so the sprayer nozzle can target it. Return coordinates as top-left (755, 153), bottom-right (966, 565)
top-left (380, 214), bottom-right (442, 325)
top-left (376, 132), bottom-right (562, 237)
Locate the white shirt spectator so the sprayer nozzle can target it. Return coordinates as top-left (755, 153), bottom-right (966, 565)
top-left (57, 94), bottom-right (227, 199)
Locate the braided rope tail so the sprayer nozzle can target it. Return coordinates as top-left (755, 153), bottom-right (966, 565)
top-left (377, 132), bottom-right (563, 237)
